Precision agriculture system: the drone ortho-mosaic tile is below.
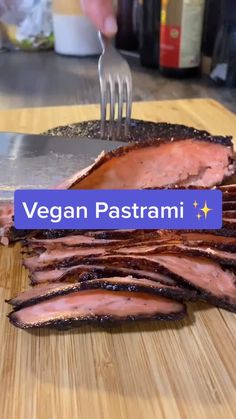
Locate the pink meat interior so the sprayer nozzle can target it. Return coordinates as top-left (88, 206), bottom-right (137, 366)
top-left (14, 290), bottom-right (183, 326)
top-left (72, 140), bottom-right (233, 189)
top-left (152, 255), bottom-right (236, 301)
top-left (24, 247), bottom-right (106, 270)
top-left (0, 202), bottom-right (14, 225)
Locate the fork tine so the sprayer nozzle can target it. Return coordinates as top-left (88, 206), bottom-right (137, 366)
top-left (100, 80), bottom-right (107, 138)
top-left (116, 78), bottom-right (123, 138)
top-left (126, 78), bottom-right (132, 123)
top-left (108, 77), bottom-right (115, 140)
top-left (125, 76), bottom-right (132, 136)
top-left (98, 32), bottom-right (133, 139)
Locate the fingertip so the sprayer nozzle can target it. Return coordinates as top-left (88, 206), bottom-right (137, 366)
top-left (80, 0), bottom-right (117, 37)
top-left (103, 15), bottom-right (118, 37)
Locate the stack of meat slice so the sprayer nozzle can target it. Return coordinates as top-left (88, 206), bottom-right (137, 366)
top-left (3, 124), bottom-right (236, 329)
top-left (221, 184), bottom-right (236, 229)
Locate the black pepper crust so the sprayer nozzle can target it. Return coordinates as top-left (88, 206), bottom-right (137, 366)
top-left (43, 119), bottom-right (233, 146)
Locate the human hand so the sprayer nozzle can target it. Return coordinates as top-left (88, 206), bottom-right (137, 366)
top-left (81, 0), bottom-right (117, 37)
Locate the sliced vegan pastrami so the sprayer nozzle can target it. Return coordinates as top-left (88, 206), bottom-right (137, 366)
top-left (8, 278), bottom-right (187, 329)
top-left (223, 210), bottom-right (236, 218)
top-left (220, 184), bottom-right (236, 193)
top-left (179, 232), bottom-right (236, 252)
top-left (114, 243), bottom-right (236, 266)
top-left (9, 290), bottom-right (186, 329)
top-left (24, 235), bottom-right (122, 251)
top-left (145, 254), bottom-right (236, 312)
top-left (223, 218), bottom-right (236, 229)
top-left (23, 246), bottom-right (107, 271)
top-left (223, 201), bottom-right (236, 211)
top-left (24, 233), bottom-right (236, 275)
top-left (57, 138), bottom-right (235, 190)
top-left (29, 264), bottom-right (179, 286)
top-left (86, 254), bottom-right (236, 312)
top-left (0, 202), bottom-right (14, 246)
top-left (8, 276), bottom-right (196, 309)
top-left (222, 192), bottom-right (236, 202)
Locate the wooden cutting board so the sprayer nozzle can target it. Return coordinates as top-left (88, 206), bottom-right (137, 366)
top-left (0, 99), bottom-right (235, 419)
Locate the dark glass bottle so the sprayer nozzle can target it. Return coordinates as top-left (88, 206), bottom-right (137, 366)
top-left (202, 0), bottom-right (222, 58)
top-left (115, 0), bottom-right (139, 51)
top-left (201, 0), bottom-right (222, 74)
top-left (160, 0), bottom-right (205, 78)
top-left (140, 0), bottom-right (161, 68)
top-left (210, 0), bottom-right (236, 86)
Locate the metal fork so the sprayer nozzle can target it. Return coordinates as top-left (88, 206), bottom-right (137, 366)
top-left (98, 32), bottom-right (133, 139)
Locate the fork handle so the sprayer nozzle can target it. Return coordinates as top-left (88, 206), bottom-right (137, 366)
top-left (98, 31), bottom-right (112, 51)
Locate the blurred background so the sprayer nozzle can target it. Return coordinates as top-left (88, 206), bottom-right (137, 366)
top-left (0, 0), bottom-right (236, 112)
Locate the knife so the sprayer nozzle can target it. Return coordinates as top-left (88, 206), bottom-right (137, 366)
top-left (0, 132), bottom-right (125, 201)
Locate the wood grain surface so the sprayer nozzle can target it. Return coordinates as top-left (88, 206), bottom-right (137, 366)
top-left (0, 99), bottom-right (235, 419)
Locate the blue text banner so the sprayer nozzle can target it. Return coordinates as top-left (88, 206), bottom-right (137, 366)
top-left (14, 189), bottom-right (222, 230)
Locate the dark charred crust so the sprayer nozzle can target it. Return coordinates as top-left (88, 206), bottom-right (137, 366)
top-left (86, 230), bottom-right (145, 240)
top-left (8, 306), bottom-right (187, 330)
top-left (223, 211), bottom-right (236, 218)
top-left (223, 202), bottom-right (236, 211)
top-left (24, 238), bottom-right (122, 252)
top-left (12, 229), bottom-right (86, 243)
top-left (220, 185), bottom-right (236, 192)
top-left (33, 229), bottom-right (85, 240)
top-left (181, 285), bottom-right (236, 313)
top-left (223, 219), bottom-right (236, 230)
top-left (197, 293), bottom-right (236, 313)
top-left (180, 248), bottom-right (236, 266)
top-left (42, 119), bottom-right (233, 147)
top-left (22, 253), bottom-right (104, 271)
top-left (8, 283), bottom-right (80, 309)
top-left (222, 193), bottom-right (236, 201)
top-left (200, 229), bottom-right (236, 238)
top-left (22, 227), bottom-right (236, 241)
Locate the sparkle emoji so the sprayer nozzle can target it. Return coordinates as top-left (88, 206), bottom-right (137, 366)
top-left (200, 201), bottom-right (212, 219)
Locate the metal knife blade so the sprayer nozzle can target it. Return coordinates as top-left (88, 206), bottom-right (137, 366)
top-left (0, 132), bottom-right (125, 201)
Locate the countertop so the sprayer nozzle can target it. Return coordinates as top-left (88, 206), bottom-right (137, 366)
top-left (1, 50), bottom-right (236, 113)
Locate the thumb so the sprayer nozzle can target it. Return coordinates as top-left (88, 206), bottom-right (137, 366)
top-left (81, 0), bottom-right (117, 37)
